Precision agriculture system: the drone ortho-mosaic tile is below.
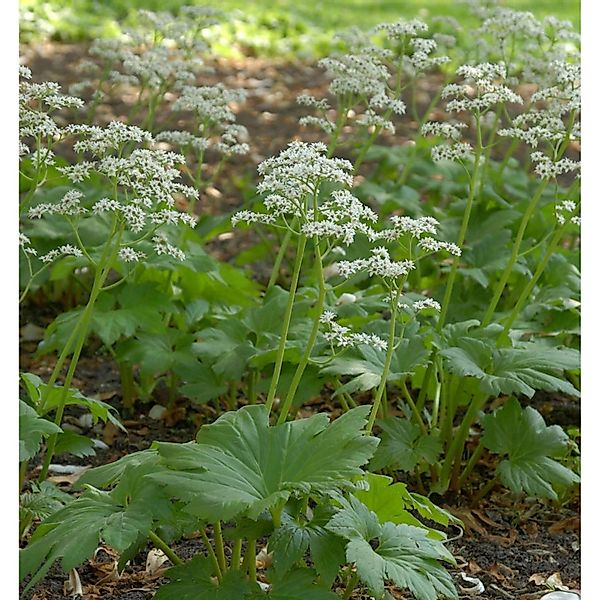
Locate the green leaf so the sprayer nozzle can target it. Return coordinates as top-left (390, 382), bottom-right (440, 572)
top-left (268, 568), bottom-right (339, 599)
top-left (322, 337), bottom-right (428, 396)
top-left (353, 474), bottom-right (455, 539)
top-left (441, 341), bottom-right (580, 398)
top-left (21, 459), bottom-right (175, 592)
top-left (327, 496), bottom-right (457, 600)
top-left (370, 418), bottom-right (441, 473)
top-left (155, 555), bottom-right (260, 599)
top-left (481, 398), bottom-right (580, 499)
top-left (267, 508), bottom-right (345, 583)
top-left (19, 400), bottom-right (62, 461)
top-left (54, 430), bottom-right (96, 458)
top-left (150, 405), bottom-right (378, 522)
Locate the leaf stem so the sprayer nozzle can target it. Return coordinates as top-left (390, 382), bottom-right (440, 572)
top-left (201, 529), bottom-right (223, 581)
top-left (214, 521), bottom-right (227, 574)
top-left (265, 235), bottom-right (307, 416)
top-left (148, 531), bottom-right (183, 566)
top-left (277, 238), bottom-right (326, 424)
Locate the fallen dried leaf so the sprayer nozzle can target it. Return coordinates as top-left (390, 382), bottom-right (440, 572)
top-left (146, 548), bottom-right (169, 576)
top-left (64, 568), bottom-right (83, 597)
top-left (467, 560), bottom-right (482, 574)
top-left (548, 517), bottom-right (580, 535)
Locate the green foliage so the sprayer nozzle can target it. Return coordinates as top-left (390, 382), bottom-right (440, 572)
top-left (327, 496), bottom-right (457, 600)
top-left (370, 418), bottom-right (441, 473)
top-left (354, 473), bottom-right (457, 539)
top-left (440, 340), bottom-right (580, 398)
top-left (150, 405), bottom-right (378, 522)
top-left (481, 398), bottom-right (580, 500)
top-left (19, 400), bottom-right (61, 461)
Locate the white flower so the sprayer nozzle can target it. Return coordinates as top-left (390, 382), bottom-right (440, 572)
top-left (421, 121), bottom-right (467, 141)
top-left (19, 232), bottom-right (37, 256)
top-left (338, 246), bottom-right (416, 280)
top-left (57, 161), bottom-right (95, 183)
top-left (39, 244), bottom-right (83, 263)
top-left (399, 297), bottom-right (442, 312)
top-left (418, 237), bottom-right (462, 256)
top-left (431, 143), bottom-right (473, 163)
top-left (153, 234), bottom-right (185, 261)
top-left (173, 84), bottom-right (247, 124)
top-left (118, 247), bottom-right (146, 262)
top-left (320, 310), bottom-right (387, 351)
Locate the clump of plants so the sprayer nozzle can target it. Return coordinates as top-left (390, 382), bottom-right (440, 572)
top-left (19, 1), bottom-right (580, 598)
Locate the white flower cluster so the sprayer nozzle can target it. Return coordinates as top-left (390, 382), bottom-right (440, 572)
top-left (442, 63), bottom-right (523, 113)
top-left (319, 310), bottom-right (388, 351)
top-left (555, 200), bottom-right (580, 226)
top-left (118, 247), bottom-right (147, 262)
top-left (374, 19), bottom-right (428, 38)
top-left (57, 161), bottom-right (95, 183)
top-left (398, 297), bottom-right (442, 312)
top-left (319, 51), bottom-right (391, 98)
top-left (38, 244), bottom-right (83, 264)
top-left (19, 66), bottom-right (84, 152)
top-left (301, 190), bottom-right (378, 245)
top-left (152, 233), bottom-right (186, 261)
top-left (172, 84), bottom-right (247, 123)
top-left (377, 216), bottom-right (439, 241)
top-left (403, 37), bottom-right (450, 76)
top-left (19, 232), bottom-right (37, 256)
top-left (28, 190), bottom-right (87, 219)
top-left (431, 142), bottom-right (474, 164)
top-left (69, 121), bottom-right (153, 156)
top-left (530, 152), bottom-right (580, 180)
top-left (421, 121), bottom-right (467, 141)
top-left (337, 246), bottom-right (416, 280)
top-left (156, 130), bottom-right (211, 151)
top-left (232, 142), bottom-right (356, 230)
top-left (418, 237), bottom-right (462, 256)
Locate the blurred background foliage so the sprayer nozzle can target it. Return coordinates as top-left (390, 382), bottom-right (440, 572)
top-left (20, 0), bottom-right (580, 58)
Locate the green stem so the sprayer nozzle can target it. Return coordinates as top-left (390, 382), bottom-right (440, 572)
top-left (214, 521), bottom-right (227, 574)
top-left (400, 380), bottom-right (427, 434)
top-left (148, 531), bottom-right (183, 566)
top-left (265, 235), bottom-right (307, 416)
top-left (38, 227), bottom-right (121, 481)
top-left (482, 180), bottom-right (549, 326)
top-left (267, 225), bottom-right (294, 290)
top-left (342, 571), bottom-right (359, 600)
top-left (245, 539), bottom-right (257, 582)
top-left (201, 529), bottom-right (223, 581)
top-left (439, 392), bottom-right (488, 492)
top-left (437, 143), bottom-right (483, 329)
top-left (500, 221), bottom-right (572, 339)
top-left (458, 442), bottom-right (484, 489)
top-left (231, 538), bottom-right (242, 570)
top-left (366, 304), bottom-right (398, 434)
top-left (277, 239), bottom-right (326, 424)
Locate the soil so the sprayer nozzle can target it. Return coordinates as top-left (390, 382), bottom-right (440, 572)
top-left (19, 43), bottom-right (581, 600)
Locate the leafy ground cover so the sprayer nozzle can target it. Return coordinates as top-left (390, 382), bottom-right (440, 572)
top-left (19, 2), bottom-right (580, 599)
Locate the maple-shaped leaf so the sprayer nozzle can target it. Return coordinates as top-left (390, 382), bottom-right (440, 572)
top-left (481, 398), bottom-right (580, 499)
top-left (327, 496), bottom-right (457, 600)
top-left (370, 417), bottom-right (441, 473)
top-left (154, 555), bottom-right (259, 599)
top-left (354, 473), bottom-right (457, 540)
top-left (441, 341), bottom-right (580, 398)
top-left (149, 405), bottom-right (378, 522)
top-left (19, 400), bottom-right (61, 461)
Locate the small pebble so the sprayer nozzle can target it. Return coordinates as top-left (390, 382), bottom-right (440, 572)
top-left (541, 592), bottom-right (580, 600)
top-left (148, 404), bottom-right (167, 420)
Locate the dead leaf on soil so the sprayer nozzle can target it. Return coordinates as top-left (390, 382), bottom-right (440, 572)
top-left (446, 508), bottom-right (487, 537)
top-left (102, 421), bottom-right (120, 446)
top-left (485, 529), bottom-right (517, 547)
top-left (64, 568), bottom-right (83, 597)
top-left (146, 548), bottom-right (169, 576)
top-left (548, 517), bottom-right (580, 535)
top-left (467, 560), bottom-right (482, 574)
top-left (47, 468), bottom-right (89, 486)
top-left (489, 562), bottom-right (516, 584)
